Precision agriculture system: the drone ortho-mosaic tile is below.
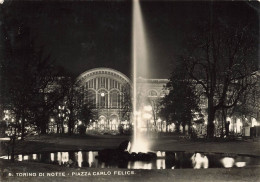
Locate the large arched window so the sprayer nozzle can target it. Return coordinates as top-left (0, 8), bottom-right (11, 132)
top-left (98, 90), bottom-right (108, 108)
top-left (110, 90), bottom-right (120, 108)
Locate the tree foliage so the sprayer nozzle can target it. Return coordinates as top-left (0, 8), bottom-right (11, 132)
top-left (160, 62), bottom-right (201, 133)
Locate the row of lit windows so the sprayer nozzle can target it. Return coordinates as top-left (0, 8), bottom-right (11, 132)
top-left (86, 77), bottom-right (121, 90)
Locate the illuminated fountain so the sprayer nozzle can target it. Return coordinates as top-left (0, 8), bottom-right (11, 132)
top-left (131, 0), bottom-right (151, 153)
top-left (97, 0), bottom-right (156, 162)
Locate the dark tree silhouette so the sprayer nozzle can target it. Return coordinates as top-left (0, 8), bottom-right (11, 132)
top-left (160, 62), bottom-right (201, 134)
top-left (181, 6), bottom-right (258, 138)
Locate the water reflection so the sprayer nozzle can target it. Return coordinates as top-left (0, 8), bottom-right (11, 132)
top-left (236, 162), bottom-right (246, 167)
top-left (1, 151), bottom-right (259, 169)
top-left (191, 153), bottom-right (209, 169)
top-left (221, 157), bottom-right (235, 168)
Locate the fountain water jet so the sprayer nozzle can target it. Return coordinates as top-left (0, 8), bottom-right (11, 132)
top-left (131, 0), bottom-right (151, 153)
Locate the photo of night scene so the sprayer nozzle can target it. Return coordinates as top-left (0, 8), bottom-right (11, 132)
top-left (0, 0), bottom-right (259, 182)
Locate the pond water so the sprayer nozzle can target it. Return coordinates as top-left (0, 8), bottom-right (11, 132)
top-left (1, 151), bottom-right (259, 169)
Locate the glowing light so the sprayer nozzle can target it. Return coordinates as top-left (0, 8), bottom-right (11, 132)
top-left (156, 151), bottom-right (162, 157)
top-left (144, 163), bottom-right (152, 169)
top-left (112, 119), bottom-right (117, 124)
top-left (57, 152), bottom-right (61, 165)
top-left (33, 154), bottom-right (37, 160)
top-left (252, 118), bottom-right (258, 127)
top-left (50, 153), bottom-right (54, 162)
top-left (221, 157), bottom-right (235, 168)
top-left (126, 142), bottom-right (131, 153)
top-left (18, 155), bottom-right (22, 161)
top-left (131, 0), bottom-right (151, 153)
top-left (130, 161), bottom-right (151, 169)
top-left (235, 162), bottom-right (246, 168)
top-left (237, 119), bottom-right (242, 133)
top-left (61, 152), bottom-right (69, 164)
top-left (143, 113), bottom-right (152, 119)
top-left (130, 137), bottom-right (150, 153)
top-left (78, 151), bottom-right (83, 167)
top-left (144, 105), bottom-right (152, 112)
top-left (23, 155), bottom-right (29, 160)
top-left (88, 151), bottom-right (94, 166)
top-left (101, 92), bottom-right (105, 97)
top-left (191, 153), bottom-right (209, 169)
top-left (156, 159), bottom-right (165, 169)
top-left (0, 156), bottom-right (8, 159)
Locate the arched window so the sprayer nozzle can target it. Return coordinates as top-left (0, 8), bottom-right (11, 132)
top-left (110, 90), bottom-right (120, 108)
top-left (98, 90), bottom-right (108, 108)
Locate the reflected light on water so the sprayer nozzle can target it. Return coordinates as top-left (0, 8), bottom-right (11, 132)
top-left (191, 153), bottom-right (209, 169)
top-left (235, 162), bottom-right (246, 168)
top-left (33, 154), bottom-right (37, 160)
top-left (57, 152), bottom-right (61, 165)
top-left (221, 157), bottom-right (235, 168)
top-left (50, 153), bottom-right (54, 162)
top-left (78, 151), bottom-right (83, 167)
top-left (88, 151), bottom-right (94, 165)
top-left (156, 159), bottom-right (165, 169)
top-left (18, 155), bottom-right (22, 161)
top-left (61, 152), bottom-right (69, 164)
top-left (23, 155), bottom-right (28, 160)
top-left (129, 161), bottom-right (152, 169)
top-left (0, 155), bottom-right (8, 159)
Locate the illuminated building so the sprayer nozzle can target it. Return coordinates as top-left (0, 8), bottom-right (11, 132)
top-left (77, 67), bottom-right (167, 131)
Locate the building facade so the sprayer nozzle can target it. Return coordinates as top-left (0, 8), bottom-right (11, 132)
top-left (77, 67), bottom-right (168, 131)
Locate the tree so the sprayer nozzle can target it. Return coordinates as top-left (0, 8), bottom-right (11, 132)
top-left (120, 84), bottom-right (132, 122)
top-left (160, 62), bottom-right (201, 134)
top-left (0, 2), bottom-right (64, 137)
top-left (77, 103), bottom-right (97, 128)
top-left (182, 6), bottom-right (258, 138)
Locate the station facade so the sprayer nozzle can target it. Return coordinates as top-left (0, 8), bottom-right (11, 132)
top-left (76, 67), bottom-right (168, 132)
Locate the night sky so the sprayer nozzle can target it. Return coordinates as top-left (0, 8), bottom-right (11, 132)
top-left (2, 0), bottom-right (259, 79)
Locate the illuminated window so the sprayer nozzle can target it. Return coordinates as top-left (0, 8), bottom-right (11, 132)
top-left (98, 90), bottom-right (108, 108)
top-left (110, 90), bottom-right (120, 108)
